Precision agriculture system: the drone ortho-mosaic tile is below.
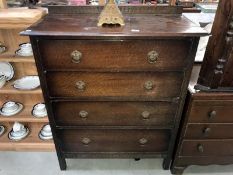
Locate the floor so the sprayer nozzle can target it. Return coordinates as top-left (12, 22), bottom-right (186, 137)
top-left (0, 152), bottom-right (233, 175)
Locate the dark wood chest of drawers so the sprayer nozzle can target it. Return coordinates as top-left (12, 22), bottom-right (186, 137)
top-left (171, 65), bottom-right (233, 174)
top-left (23, 6), bottom-right (206, 170)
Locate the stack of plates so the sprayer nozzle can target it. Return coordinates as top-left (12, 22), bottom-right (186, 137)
top-left (9, 122), bottom-right (29, 141)
top-left (0, 101), bottom-right (23, 117)
top-left (32, 103), bottom-right (47, 118)
top-left (39, 124), bottom-right (53, 140)
top-left (0, 125), bottom-right (5, 137)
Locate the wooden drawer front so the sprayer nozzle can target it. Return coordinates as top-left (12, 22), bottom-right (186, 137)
top-left (176, 156), bottom-right (233, 167)
top-left (58, 129), bottom-right (170, 153)
top-left (39, 39), bottom-right (191, 71)
top-left (46, 72), bottom-right (183, 99)
top-left (189, 100), bottom-right (233, 123)
top-left (52, 101), bottom-right (177, 127)
top-left (185, 124), bottom-right (233, 139)
top-left (180, 140), bottom-right (233, 156)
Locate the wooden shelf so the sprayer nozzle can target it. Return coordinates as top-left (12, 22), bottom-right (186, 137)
top-left (0, 123), bottom-right (55, 151)
top-left (0, 81), bottom-right (42, 94)
top-left (0, 8), bottom-right (47, 29)
top-left (0, 104), bottom-right (48, 123)
top-left (0, 54), bottom-right (35, 63)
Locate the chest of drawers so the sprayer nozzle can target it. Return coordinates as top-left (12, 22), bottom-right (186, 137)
top-left (23, 6), bottom-right (206, 170)
top-left (171, 65), bottom-right (233, 174)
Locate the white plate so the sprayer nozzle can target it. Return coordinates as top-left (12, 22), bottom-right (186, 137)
top-left (0, 103), bottom-right (23, 117)
top-left (15, 49), bottom-right (33, 57)
top-left (0, 62), bottom-right (14, 81)
top-left (39, 132), bottom-right (53, 140)
top-left (9, 127), bottom-right (29, 141)
top-left (32, 110), bottom-right (47, 118)
top-left (0, 125), bottom-right (5, 136)
top-left (13, 76), bottom-right (40, 90)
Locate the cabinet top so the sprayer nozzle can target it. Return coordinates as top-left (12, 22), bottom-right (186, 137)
top-left (22, 6), bottom-right (208, 39)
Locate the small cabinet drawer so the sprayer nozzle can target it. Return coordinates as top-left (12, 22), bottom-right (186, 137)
top-left (58, 129), bottom-right (170, 153)
top-left (52, 101), bottom-right (177, 127)
top-left (184, 124), bottom-right (233, 139)
top-left (180, 140), bottom-right (233, 157)
top-left (46, 72), bottom-right (183, 100)
top-left (189, 100), bottom-right (233, 123)
top-left (38, 39), bottom-right (191, 71)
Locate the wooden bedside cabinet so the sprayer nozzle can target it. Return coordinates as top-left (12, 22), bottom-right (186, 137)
top-left (171, 65), bottom-right (233, 174)
top-left (22, 6), bottom-right (206, 170)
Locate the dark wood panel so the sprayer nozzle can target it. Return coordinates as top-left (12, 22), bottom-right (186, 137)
top-left (185, 124), bottom-right (233, 139)
top-left (175, 156), bottom-right (233, 167)
top-left (180, 140), bottom-right (233, 157)
top-left (48, 5), bottom-right (183, 15)
top-left (58, 129), bottom-right (170, 153)
top-left (22, 10), bottom-right (207, 38)
top-left (189, 100), bottom-right (233, 123)
top-left (52, 101), bottom-right (177, 127)
top-left (39, 39), bottom-right (191, 71)
top-left (46, 72), bottom-right (183, 100)
top-left (197, 0), bottom-right (233, 90)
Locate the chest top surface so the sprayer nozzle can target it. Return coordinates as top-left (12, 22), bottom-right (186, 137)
top-left (22, 6), bottom-right (207, 39)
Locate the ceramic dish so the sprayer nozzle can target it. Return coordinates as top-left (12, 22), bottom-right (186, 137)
top-left (39, 124), bottom-right (53, 140)
top-left (0, 44), bottom-right (6, 54)
top-left (0, 75), bottom-right (6, 88)
top-left (13, 76), bottom-right (40, 90)
top-left (0, 125), bottom-right (5, 136)
top-left (15, 49), bottom-right (33, 57)
top-left (32, 103), bottom-right (47, 118)
top-left (0, 62), bottom-right (14, 81)
top-left (9, 127), bottom-right (29, 141)
top-left (0, 101), bottom-right (23, 117)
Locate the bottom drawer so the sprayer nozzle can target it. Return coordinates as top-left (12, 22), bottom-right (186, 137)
top-left (180, 140), bottom-right (233, 156)
top-left (58, 129), bottom-right (170, 153)
top-left (176, 156), bottom-right (233, 167)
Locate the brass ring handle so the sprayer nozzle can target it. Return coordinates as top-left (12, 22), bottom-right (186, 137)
top-left (147, 50), bottom-right (159, 64)
top-left (197, 144), bottom-right (204, 153)
top-left (144, 81), bottom-right (154, 90)
top-left (208, 110), bottom-right (217, 119)
top-left (141, 111), bottom-right (150, 120)
top-left (139, 138), bottom-right (148, 145)
top-left (81, 137), bottom-right (91, 145)
top-left (71, 50), bottom-right (82, 63)
top-left (79, 110), bottom-right (88, 119)
top-left (203, 127), bottom-right (211, 136)
top-left (75, 81), bottom-right (86, 91)
top-left (0, 42), bottom-right (6, 54)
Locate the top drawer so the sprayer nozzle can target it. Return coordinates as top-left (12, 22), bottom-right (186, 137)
top-left (189, 100), bottom-right (233, 123)
top-left (38, 39), bottom-right (191, 71)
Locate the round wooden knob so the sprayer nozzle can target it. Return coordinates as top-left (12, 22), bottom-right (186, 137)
top-left (79, 110), bottom-right (88, 119)
top-left (208, 110), bottom-right (217, 119)
top-left (147, 50), bottom-right (159, 64)
top-left (75, 81), bottom-right (86, 91)
top-left (81, 137), bottom-right (91, 145)
top-left (144, 81), bottom-right (154, 90)
top-left (197, 144), bottom-right (204, 153)
top-left (203, 127), bottom-right (211, 136)
top-left (71, 50), bottom-right (82, 63)
top-left (141, 111), bottom-right (150, 119)
top-left (139, 138), bottom-right (148, 145)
